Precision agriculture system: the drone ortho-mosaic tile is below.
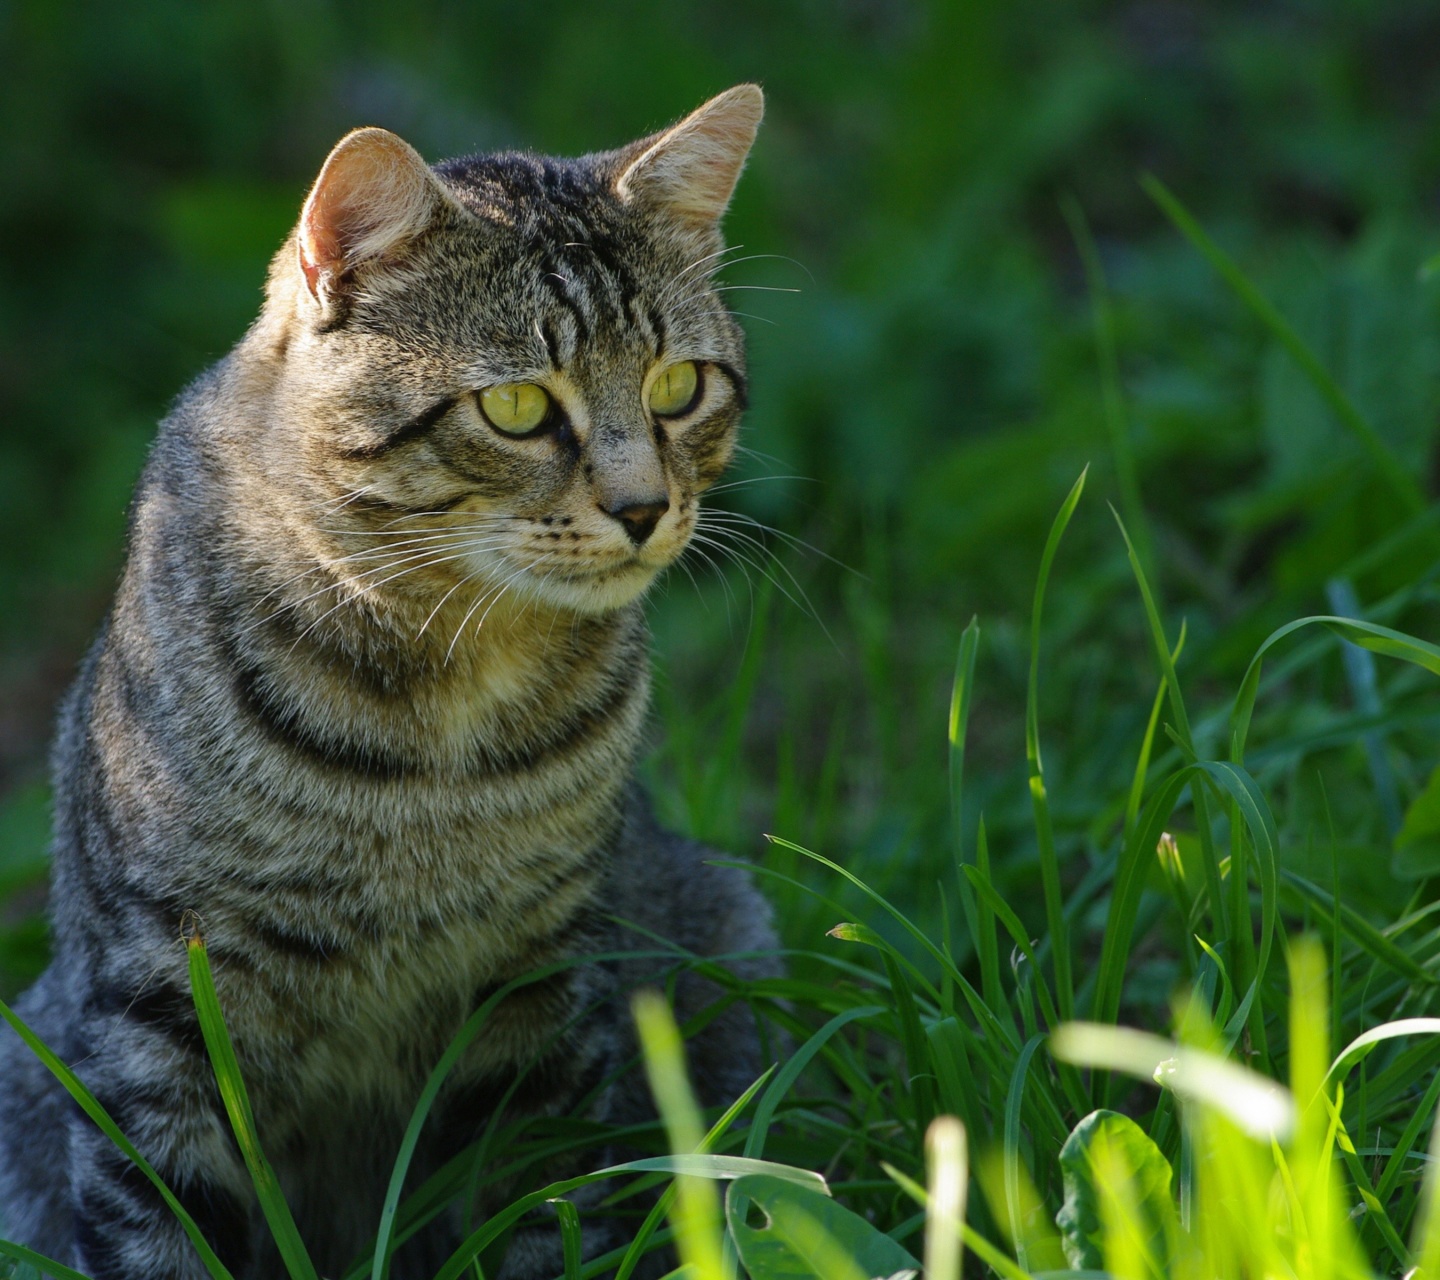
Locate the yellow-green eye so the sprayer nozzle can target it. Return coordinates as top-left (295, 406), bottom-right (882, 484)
top-left (479, 383), bottom-right (551, 435)
top-left (648, 361), bottom-right (700, 417)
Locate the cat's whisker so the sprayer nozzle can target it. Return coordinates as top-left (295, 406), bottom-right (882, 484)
top-left (711, 284), bottom-right (802, 295)
top-left (318, 513), bottom-right (520, 537)
top-left (688, 523), bottom-right (836, 647)
top-left (251, 538), bottom-right (511, 636)
top-left (446, 557), bottom-right (542, 663)
top-left (286, 547), bottom-right (496, 649)
top-left (416, 568), bottom-right (487, 640)
top-left (701, 474), bottom-right (816, 495)
top-left (699, 508), bottom-right (859, 576)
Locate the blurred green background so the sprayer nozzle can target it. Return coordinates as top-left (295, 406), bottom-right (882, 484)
top-left (3, 0), bottom-right (1440, 997)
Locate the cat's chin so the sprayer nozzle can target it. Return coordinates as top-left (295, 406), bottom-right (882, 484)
top-left (523, 562), bottom-right (662, 616)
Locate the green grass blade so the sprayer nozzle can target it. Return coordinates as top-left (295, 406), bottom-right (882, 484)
top-left (1027, 467), bottom-right (1087, 1022)
top-left (1111, 508), bottom-right (1230, 982)
top-left (1279, 871), bottom-right (1436, 986)
top-left (1125, 624), bottom-right (1185, 839)
top-left (0, 991), bottom-right (236, 1280)
top-left (949, 616), bottom-right (981, 867)
top-left (552, 1197), bottom-right (582, 1280)
top-left (0, 1237), bottom-right (95, 1280)
top-left (768, 834), bottom-right (1019, 1057)
top-left (948, 618), bottom-right (985, 985)
top-left (974, 816), bottom-right (1005, 1017)
top-left (1231, 614), bottom-right (1440, 765)
top-left (743, 1005), bottom-right (885, 1159)
top-left (1003, 1035), bottom-right (1049, 1271)
top-left (1411, 1093), bottom-right (1440, 1273)
top-left (368, 948), bottom-right (674, 1280)
top-left (1142, 173), bottom-right (1430, 524)
top-left (187, 937), bottom-right (320, 1280)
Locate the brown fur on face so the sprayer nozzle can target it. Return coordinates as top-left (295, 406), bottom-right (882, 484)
top-left (0, 86), bottom-right (777, 1280)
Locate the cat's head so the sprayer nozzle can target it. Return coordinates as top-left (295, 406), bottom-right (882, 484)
top-left (257, 85), bottom-right (762, 624)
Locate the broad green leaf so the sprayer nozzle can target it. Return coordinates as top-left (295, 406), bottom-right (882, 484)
top-left (725, 1174), bottom-right (918, 1280)
top-left (1056, 1111), bottom-right (1176, 1274)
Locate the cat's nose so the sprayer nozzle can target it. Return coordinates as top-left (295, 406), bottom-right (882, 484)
top-left (604, 497), bottom-right (669, 546)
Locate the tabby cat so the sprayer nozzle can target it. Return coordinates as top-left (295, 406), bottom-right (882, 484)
top-left (0, 85), bottom-right (776, 1279)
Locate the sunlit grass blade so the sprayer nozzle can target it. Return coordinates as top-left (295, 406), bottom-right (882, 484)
top-left (1142, 172), bottom-right (1430, 524)
top-left (1027, 467), bottom-right (1087, 1022)
top-left (1411, 1092), bottom-right (1440, 1274)
top-left (634, 989), bottom-right (726, 1280)
top-left (618, 1066), bottom-right (775, 1280)
top-left (1050, 1023), bottom-right (1296, 1141)
top-left (924, 1117), bottom-right (967, 1280)
top-left (186, 935), bottom-right (320, 1280)
top-left (0, 991), bottom-right (237, 1280)
top-left (885, 1162), bottom-right (1035, 1280)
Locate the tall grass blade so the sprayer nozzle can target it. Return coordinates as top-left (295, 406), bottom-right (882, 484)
top-left (924, 1117), bottom-right (967, 1280)
top-left (1411, 1093), bottom-right (1440, 1275)
top-left (186, 937), bottom-right (320, 1280)
top-left (1027, 467), bottom-right (1087, 1022)
top-left (634, 990), bottom-right (726, 1280)
top-left (885, 1164), bottom-right (1035, 1280)
top-left (0, 991), bottom-right (236, 1280)
top-left (619, 1068), bottom-right (775, 1280)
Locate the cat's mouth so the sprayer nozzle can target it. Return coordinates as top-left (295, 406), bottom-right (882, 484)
top-left (516, 555), bottom-right (666, 615)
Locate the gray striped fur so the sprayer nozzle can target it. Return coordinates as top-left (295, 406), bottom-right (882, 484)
top-left (0, 86), bottom-right (776, 1279)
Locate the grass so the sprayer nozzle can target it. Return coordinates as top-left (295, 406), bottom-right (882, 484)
top-left (5, 4), bottom-right (1440, 1276)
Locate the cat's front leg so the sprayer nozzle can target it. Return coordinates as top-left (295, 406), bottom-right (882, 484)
top-left (68, 999), bottom-right (256, 1280)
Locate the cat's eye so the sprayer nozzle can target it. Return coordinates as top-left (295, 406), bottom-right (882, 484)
top-left (648, 361), bottom-right (701, 417)
top-left (478, 383), bottom-right (552, 435)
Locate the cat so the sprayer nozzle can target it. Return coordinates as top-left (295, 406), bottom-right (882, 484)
top-left (0, 84), bottom-right (777, 1279)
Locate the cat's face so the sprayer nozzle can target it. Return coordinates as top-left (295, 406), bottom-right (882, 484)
top-left (265, 87), bottom-right (761, 623)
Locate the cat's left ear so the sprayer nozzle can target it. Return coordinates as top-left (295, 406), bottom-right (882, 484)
top-left (298, 128), bottom-right (463, 314)
top-left (615, 84), bottom-right (764, 228)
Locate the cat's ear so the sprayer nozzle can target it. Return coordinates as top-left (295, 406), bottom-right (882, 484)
top-left (615, 84), bottom-right (764, 228)
top-left (298, 128), bottom-right (460, 311)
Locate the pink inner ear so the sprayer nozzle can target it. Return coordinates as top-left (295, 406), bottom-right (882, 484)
top-left (296, 128), bottom-right (443, 302)
top-left (300, 203), bottom-right (344, 296)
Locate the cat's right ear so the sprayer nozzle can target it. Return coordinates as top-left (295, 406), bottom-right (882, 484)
top-left (298, 128), bottom-right (460, 317)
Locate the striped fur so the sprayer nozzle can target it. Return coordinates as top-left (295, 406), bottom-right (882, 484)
top-left (0, 87), bottom-right (776, 1279)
